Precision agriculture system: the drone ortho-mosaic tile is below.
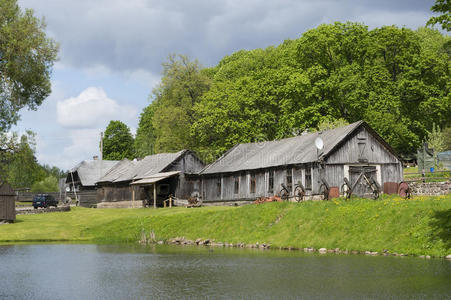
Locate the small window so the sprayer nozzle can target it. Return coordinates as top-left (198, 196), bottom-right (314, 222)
top-left (305, 167), bottom-right (312, 190)
top-left (216, 178), bottom-right (221, 197)
top-left (268, 170), bottom-right (274, 193)
top-left (250, 174), bottom-right (256, 194)
top-left (234, 176), bottom-right (239, 194)
top-left (286, 169), bottom-right (293, 192)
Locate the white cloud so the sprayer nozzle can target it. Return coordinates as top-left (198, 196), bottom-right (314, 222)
top-left (56, 87), bottom-right (138, 129)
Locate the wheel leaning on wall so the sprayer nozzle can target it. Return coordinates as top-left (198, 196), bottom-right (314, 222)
top-left (319, 184), bottom-right (329, 200)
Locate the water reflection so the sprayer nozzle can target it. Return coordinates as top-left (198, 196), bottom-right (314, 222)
top-left (0, 244), bottom-right (450, 299)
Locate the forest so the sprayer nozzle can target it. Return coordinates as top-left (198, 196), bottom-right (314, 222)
top-left (124, 23), bottom-right (450, 163)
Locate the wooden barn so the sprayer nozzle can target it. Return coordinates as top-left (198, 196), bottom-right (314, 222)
top-left (65, 159), bottom-right (119, 191)
top-left (96, 150), bottom-right (205, 207)
top-left (200, 121), bottom-right (403, 203)
top-left (0, 182), bottom-right (16, 222)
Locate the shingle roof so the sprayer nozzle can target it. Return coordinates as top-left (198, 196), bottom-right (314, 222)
top-left (97, 150), bottom-right (188, 183)
top-left (69, 160), bottom-right (119, 186)
top-left (201, 121), bottom-right (364, 174)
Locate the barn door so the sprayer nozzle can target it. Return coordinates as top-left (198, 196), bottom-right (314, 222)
top-left (349, 166), bottom-right (377, 197)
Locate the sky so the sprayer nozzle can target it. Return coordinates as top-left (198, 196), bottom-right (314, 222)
top-left (12, 0), bottom-right (437, 170)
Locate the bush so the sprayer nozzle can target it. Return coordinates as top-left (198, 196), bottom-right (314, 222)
top-left (31, 176), bottom-right (59, 193)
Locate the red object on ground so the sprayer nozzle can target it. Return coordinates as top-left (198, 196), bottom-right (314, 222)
top-left (384, 182), bottom-right (399, 194)
top-left (329, 187), bottom-right (340, 199)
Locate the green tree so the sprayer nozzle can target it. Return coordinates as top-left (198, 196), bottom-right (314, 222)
top-left (192, 22), bottom-right (450, 158)
top-left (427, 0), bottom-right (451, 31)
top-left (31, 175), bottom-right (58, 193)
top-left (102, 120), bottom-right (135, 160)
top-left (443, 127), bottom-right (451, 150)
top-left (0, 0), bottom-right (58, 131)
top-left (134, 103), bottom-right (156, 157)
top-left (6, 132), bottom-right (45, 188)
top-left (150, 54), bottom-right (210, 153)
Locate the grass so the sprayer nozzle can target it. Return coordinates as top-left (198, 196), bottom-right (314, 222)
top-left (1, 195), bottom-right (451, 257)
top-left (404, 166), bottom-right (451, 182)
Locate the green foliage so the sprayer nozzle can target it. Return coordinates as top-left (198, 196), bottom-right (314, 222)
top-left (102, 120), bottom-right (135, 160)
top-left (2, 195), bottom-right (451, 257)
top-left (31, 175), bottom-right (58, 193)
top-left (6, 132), bottom-right (45, 189)
top-left (427, 123), bottom-right (446, 153)
top-left (134, 104), bottom-right (156, 157)
top-left (150, 54), bottom-right (210, 153)
top-left (317, 118), bottom-right (349, 131)
top-left (0, 0), bottom-right (58, 131)
top-left (427, 0), bottom-right (451, 31)
top-left (442, 127), bottom-right (451, 150)
top-left (192, 23), bottom-right (450, 159)
top-left (135, 23), bottom-right (450, 161)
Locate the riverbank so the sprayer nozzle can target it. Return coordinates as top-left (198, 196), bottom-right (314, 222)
top-left (1, 195), bottom-right (450, 257)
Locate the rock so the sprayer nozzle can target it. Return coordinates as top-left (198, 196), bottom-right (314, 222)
top-left (419, 255), bottom-right (425, 259)
top-left (157, 241), bottom-right (164, 245)
top-left (327, 249), bottom-right (335, 253)
top-left (307, 248), bottom-right (315, 252)
top-left (318, 248), bottom-right (327, 254)
top-left (365, 251), bottom-right (371, 255)
top-left (203, 239), bottom-right (210, 245)
top-left (445, 255), bottom-right (451, 260)
top-left (371, 252), bottom-right (378, 256)
top-left (425, 255), bottom-right (431, 259)
top-left (351, 250), bottom-right (359, 255)
top-left (334, 248), bottom-right (340, 253)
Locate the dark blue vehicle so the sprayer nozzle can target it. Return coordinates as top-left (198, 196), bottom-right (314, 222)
top-left (33, 194), bottom-right (58, 209)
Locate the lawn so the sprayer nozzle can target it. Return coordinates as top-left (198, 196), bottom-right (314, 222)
top-left (1, 195), bottom-right (450, 257)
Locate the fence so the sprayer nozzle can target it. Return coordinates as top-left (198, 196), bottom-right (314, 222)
top-left (16, 190), bottom-right (98, 208)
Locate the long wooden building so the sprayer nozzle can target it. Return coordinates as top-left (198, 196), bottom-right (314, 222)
top-left (96, 150), bottom-right (205, 207)
top-left (199, 121), bottom-right (403, 203)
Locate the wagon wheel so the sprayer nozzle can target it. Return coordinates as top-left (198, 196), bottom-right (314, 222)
top-left (319, 184), bottom-right (329, 200)
top-left (371, 185), bottom-right (380, 200)
top-left (398, 182), bottom-right (411, 199)
top-left (341, 183), bottom-right (351, 200)
top-left (294, 186), bottom-right (305, 202)
top-left (280, 188), bottom-right (290, 201)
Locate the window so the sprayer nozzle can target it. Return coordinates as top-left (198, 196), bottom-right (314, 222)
top-left (268, 170), bottom-right (274, 193)
top-left (250, 174), bottom-right (256, 194)
top-left (216, 178), bottom-right (221, 197)
top-left (305, 167), bottom-right (312, 190)
top-left (286, 169), bottom-right (293, 192)
top-left (234, 176), bottom-right (239, 194)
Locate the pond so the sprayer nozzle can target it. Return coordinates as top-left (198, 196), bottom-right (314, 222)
top-left (0, 244), bottom-right (450, 299)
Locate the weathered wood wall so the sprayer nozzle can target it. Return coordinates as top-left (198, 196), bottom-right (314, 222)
top-left (0, 184), bottom-right (16, 221)
top-left (201, 126), bottom-right (403, 201)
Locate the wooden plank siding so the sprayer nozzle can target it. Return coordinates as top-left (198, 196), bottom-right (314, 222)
top-left (0, 183), bottom-right (16, 222)
top-left (200, 125), bottom-right (403, 202)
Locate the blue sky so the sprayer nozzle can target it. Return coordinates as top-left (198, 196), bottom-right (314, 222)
top-left (12, 0), bottom-right (437, 170)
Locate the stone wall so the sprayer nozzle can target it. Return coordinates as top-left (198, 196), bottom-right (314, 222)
top-left (409, 181), bottom-right (451, 196)
top-left (96, 200), bottom-right (145, 208)
top-left (16, 206), bottom-right (71, 215)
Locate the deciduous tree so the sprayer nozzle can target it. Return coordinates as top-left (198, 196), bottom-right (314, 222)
top-left (102, 120), bottom-right (135, 160)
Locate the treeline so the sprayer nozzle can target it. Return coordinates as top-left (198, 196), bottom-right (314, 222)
top-left (108, 23), bottom-right (451, 163)
top-left (1, 131), bottom-right (66, 192)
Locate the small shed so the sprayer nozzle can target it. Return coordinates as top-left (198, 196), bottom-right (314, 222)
top-left (0, 183), bottom-right (16, 222)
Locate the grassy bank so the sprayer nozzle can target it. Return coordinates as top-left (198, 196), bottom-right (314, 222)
top-left (1, 195), bottom-right (450, 257)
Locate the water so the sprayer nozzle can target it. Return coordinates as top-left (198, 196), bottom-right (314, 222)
top-left (0, 244), bottom-right (450, 299)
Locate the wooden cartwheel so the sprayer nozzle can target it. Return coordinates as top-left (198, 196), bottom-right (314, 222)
top-left (398, 181), bottom-right (412, 199)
